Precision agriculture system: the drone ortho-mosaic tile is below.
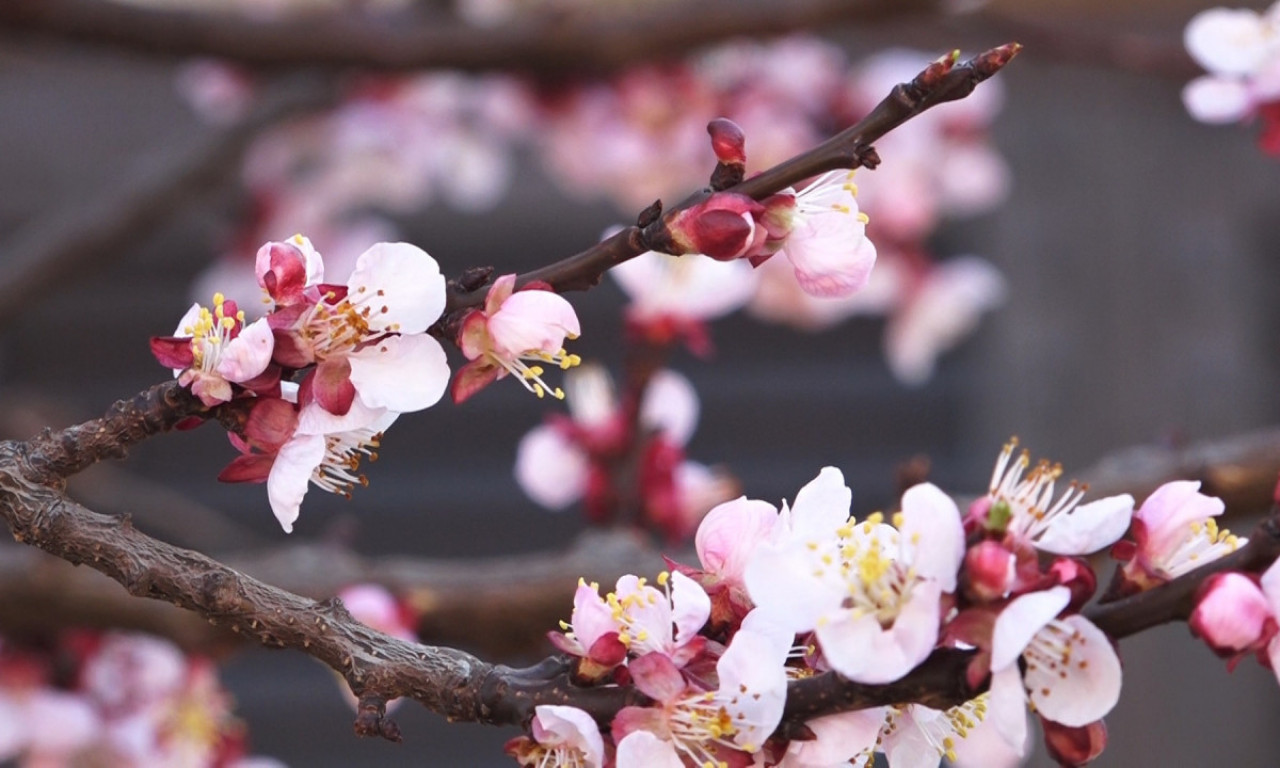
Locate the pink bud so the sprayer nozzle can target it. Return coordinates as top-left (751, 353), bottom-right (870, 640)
top-left (1042, 719), bottom-right (1107, 766)
top-left (1190, 572), bottom-right (1272, 655)
top-left (964, 540), bottom-right (1015, 602)
top-left (707, 117), bottom-right (746, 165)
top-left (664, 193), bottom-right (766, 261)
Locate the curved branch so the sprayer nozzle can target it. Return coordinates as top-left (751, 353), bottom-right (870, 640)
top-left (0, 0), bottom-right (945, 76)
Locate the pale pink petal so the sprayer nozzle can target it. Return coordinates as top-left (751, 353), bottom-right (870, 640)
top-left (1033, 494), bottom-right (1134, 556)
top-left (938, 143), bottom-right (1012, 217)
top-left (950, 704), bottom-right (1028, 768)
top-left (1137, 481), bottom-right (1225, 560)
top-left (341, 584), bottom-right (415, 641)
top-left (883, 706), bottom-right (953, 768)
top-left (744, 538), bottom-right (845, 632)
top-left (1026, 615), bottom-right (1122, 727)
top-left (611, 249), bottom-right (758, 320)
top-left (716, 629), bottom-right (789, 750)
top-left (0, 693), bottom-right (23, 760)
top-left (1183, 76), bottom-right (1253, 123)
top-left (531, 705), bottom-right (605, 768)
top-left (348, 333), bottom-right (450, 413)
top-left (1185, 8), bottom-right (1272, 76)
top-left (569, 580), bottom-right (618, 649)
top-left (295, 398), bottom-right (390, 436)
top-left (489, 290), bottom-right (581, 358)
top-left (987, 666), bottom-right (1031, 756)
top-left (266, 433), bottom-right (326, 533)
top-left (669, 571), bottom-right (712, 646)
top-left (818, 580), bottom-right (942, 684)
top-left (515, 425), bottom-right (589, 510)
top-left (639, 369), bottom-right (699, 446)
top-left (885, 256), bottom-right (1005, 386)
top-left (788, 466), bottom-right (853, 540)
top-left (778, 709), bottom-right (883, 767)
top-left (565, 363), bottom-right (617, 429)
top-left (25, 692), bottom-right (101, 755)
top-left (216, 317), bottom-right (275, 383)
top-left (347, 242), bottom-right (446, 334)
top-left (695, 497), bottom-right (779, 583)
top-left (897, 482), bottom-right (965, 592)
top-left (784, 222), bottom-right (877, 298)
top-left (172, 301), bottom-right (204, 338)
top-left (992, 586), bottom-right (1070, 671)
top-left (615, 730), bottom-right (684, 768)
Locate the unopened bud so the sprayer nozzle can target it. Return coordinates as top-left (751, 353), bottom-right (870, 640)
top-left (708, 118), bottom-right (746, 166)
top-left (1189, 572), bottom-right (1272, 656)
top-left (1042, 719), bottom-right (1107, 767)
top-left (964, 540), bottom-right (1015, 601)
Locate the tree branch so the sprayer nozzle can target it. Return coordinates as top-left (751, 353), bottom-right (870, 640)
top-left (0, 0), bottom-right (945, 76)
top-left (441, 43), bottom-right (1022, 317)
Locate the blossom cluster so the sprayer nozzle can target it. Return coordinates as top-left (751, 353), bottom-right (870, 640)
top-left (516, 364), bottom-right (739, 541)
top-left (0, 630), bottom-right (281, 768)
top-left (509, 441), bottom-right (1253, 767)
top-left (184, 38), bottom-right (1008, 385)
top-left (152, 235), bottom-right (581, 532)
top-left (1182, 3), bottom-right (1280, 154)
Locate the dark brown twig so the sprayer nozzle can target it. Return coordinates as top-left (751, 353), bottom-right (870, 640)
top-left (441, 43), bottom-right (1021, 318)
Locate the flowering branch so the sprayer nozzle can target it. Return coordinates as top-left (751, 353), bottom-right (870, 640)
top-left (0, 0), bottom-right (945, 76)
top-left (442, 42), bottom-right (1022, 317)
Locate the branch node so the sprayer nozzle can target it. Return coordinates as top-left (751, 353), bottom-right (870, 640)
top-left (354, 695), bottom-right (403, 743)
top-left (637, 200), bottom-right (663, 229)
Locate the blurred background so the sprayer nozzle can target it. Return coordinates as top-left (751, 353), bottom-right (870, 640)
top-left (2, 0), bottom-right (1279, 765)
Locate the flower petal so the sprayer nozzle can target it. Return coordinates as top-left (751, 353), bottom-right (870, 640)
top-left (1034, 493), bottom-right (1134, 556)
top-left (348, 333), bottom-right (450, 413)
top-left (639, 369), bottom-right (700, 446)
top-left (898, 482), bottom-right (965, 592)
top-left (669, 570), bottom-right (711, 646)
top-left (266, 433), bottom-right (326, 533)
top-left (515, 426), bottom-right (589, 510)
top-left (818, 580), bottom-right (942, 684)
top-left (991, 586), bottom-right (1070, 671)
top-left (531, 706), bottom-right (605, 768)
top-left (1026, 615), bottom-right (1122, 727)
top-left (615, 730), bottom-right (684, 768)
top-left (347, 242), bottom-right (446, 334)
top-left (695, 497), bottom-right (779, 583)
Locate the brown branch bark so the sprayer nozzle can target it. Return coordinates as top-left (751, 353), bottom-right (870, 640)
top-left (0, 76), bottom-right (337, 330)
top-left (0, 0), bottom-right (945, 76)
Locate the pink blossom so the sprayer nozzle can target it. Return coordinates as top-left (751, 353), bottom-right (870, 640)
top-left (1114, 480), bottom-right (1242, 592)
top-left (547, 579), bottom-right (627, 678)
top-left (776, 709), bottom-right (883, 767)
top-left (744, 473), bottom-right (964, 684)
top-left (769, 171), bottom-right (878, 298)
top-left (1181, 4), bottom-right (1280, 150)
top-left (265, 238), bottom-right (451, 418)
top-left (984, 439), bottom-right (1134, 556)
top-left (885, 255), bottom-right (1006, 386)
top-left (694, 496), bottom-right (780, 589)
top-left (150, 294), bottom-right (276, 407)
top-left (608, 571), bottom-right (711, 666)
top-left (454, 273), bottom-right (582, 403)
top-left (506, 705), bottom-right (605, 768)
top-left (612, 625), bottom-right (788, 767)
top-left (987, 586), bottom-right (1122, 752)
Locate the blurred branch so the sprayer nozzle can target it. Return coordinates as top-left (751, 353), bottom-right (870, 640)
top-left (0, 76), bottom-right (338, 330)
top-left (973, 11), bottom-right (1199, 80)
top-left (0, 389), bottom-right (265, 551)
top-left (0, 0), bottom-right (946, 76)
top-left (1079, 427), bottom-right (1280, 520)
